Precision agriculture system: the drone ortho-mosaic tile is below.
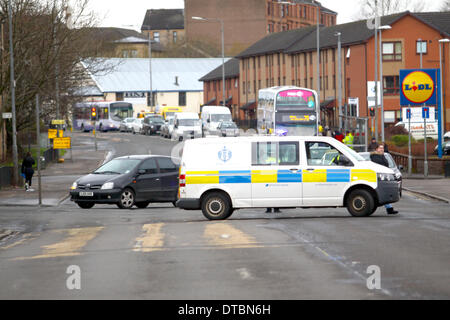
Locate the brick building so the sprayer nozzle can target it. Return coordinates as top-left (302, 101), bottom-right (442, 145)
top-left (202, 11), bottom-right (450, 134)
top-left (199, 58), bottom-right (241, 121)
top-left (185, 0), bottom-right (336, 56)
top-left (141, 9), bottom-right (185, 48)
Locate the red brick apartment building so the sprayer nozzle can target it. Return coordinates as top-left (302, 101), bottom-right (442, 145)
top-left (200, 11), bottom-right (450, 133)
top-left (185, 0), bottom-right (336, 56)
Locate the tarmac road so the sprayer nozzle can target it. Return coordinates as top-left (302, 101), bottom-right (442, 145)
top-left (0, 131), bottom-right (449, 300)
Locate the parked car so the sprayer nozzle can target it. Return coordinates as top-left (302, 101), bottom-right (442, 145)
top-left (172, 112), bottom-right (202, 141)
top-left (359, 152), bottom-right (403, 197)
top-left (70, 155), bottom-right (180, 209)
top-left (119, 117), bottom-right (136, 132)
top-left (142, 116), bottom-right (165, 135)
top-left (160, 116), bottom-right (175, 139)
top-left (130, 118), bottom-right (144, 135)
top-left (433, 131), bottom-right (450, 155)
top-left (217, 121), bottom-right (240, 137)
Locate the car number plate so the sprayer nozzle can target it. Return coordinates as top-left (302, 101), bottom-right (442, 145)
top-left (79, 192), bottom-right (94, 197)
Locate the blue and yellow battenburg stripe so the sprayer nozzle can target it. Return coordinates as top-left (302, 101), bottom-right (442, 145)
top-left (185, 169), bottom-right (376, 184)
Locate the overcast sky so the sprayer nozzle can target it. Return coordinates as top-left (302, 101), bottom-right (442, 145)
top-left (88, 0), bottom-right (445, 29)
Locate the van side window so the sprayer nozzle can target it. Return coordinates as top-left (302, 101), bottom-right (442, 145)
top-left (279, 142), bottom-right (299, 165)
top-left (252, 142), bottom-right (278, 166)
top-left (252, 141), bottom-right (299, 166)
top-left (305, 142), bottom-right (343, 166)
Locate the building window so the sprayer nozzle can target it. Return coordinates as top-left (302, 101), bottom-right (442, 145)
top-left (179, 92), bottom-right (186, 106)
top-left (384, 76), bottom-right (400, 95)
top-left (173, 31), bottom-right (177, 43)
top-left (416, 40), bottom-right (427, 54)
top-left (116, 92), bottom-right (124, 101)
top-left (382, 42), bottom-right (402, 61)
top-left (153, 32), bottom-right (160, 43)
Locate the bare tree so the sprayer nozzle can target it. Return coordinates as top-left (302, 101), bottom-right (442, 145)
top-left (441, 0), bottom-right (450, 11)
top-left (0, 0), bottom-right (115, 153)
top-left (354, 0), bottom-right (426, 20)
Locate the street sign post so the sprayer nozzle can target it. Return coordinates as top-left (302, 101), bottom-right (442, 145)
top-left (53, 137), bottom-right (71, 150)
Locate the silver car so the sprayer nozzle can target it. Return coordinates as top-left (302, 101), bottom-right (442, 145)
top-left (359, 152), bottom-right (403, 196)
top-left (217, 121), bottom-right (240, 137)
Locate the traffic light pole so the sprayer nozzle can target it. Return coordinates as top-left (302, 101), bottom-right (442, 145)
top-left (94, 121), bottom-right (97, 151)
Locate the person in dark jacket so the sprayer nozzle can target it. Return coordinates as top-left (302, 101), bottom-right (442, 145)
top-left (368, 138), bottom-right (378, 151)
top-left (370, 144), bottom-right (398, 215)
top-left (21, 152), bottom-right (35, 191)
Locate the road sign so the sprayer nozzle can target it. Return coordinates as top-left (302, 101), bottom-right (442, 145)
top-left (51, 120), bottom-right (66, 125)
top-left (422, 107), bottom-right (430, 119)
top-left (402, 107), bottom-right (435, 122)
top-left (48, 129), bottom-right (64, 139)
top-left (53, 137), bottom-right (71, 149)
top-left (2, 113), bottom-right (12, 119)
top-left (406, 108), bottom-right (411, 119)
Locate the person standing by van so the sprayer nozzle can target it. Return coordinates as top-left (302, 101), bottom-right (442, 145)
top-left (21, 152), bottom-right (35, 191)
top-left (370, 144), bottom-right (398, 215)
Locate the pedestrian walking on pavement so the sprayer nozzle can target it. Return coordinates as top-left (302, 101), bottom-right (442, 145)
top-left (21, 152), bottom-right (35, 192)
top-left (370, 144), bottom-right (398, 215)
top-left (343, 130), bottom-right (354, 149)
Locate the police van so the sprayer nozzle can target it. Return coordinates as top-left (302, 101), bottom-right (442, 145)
top-left (176, 136), bottom-right (400, 220)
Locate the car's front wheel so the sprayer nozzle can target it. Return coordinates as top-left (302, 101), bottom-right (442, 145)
top-left (346, 189), bottom-right (375, 217)
top-left (117, 188), bottom-right (135, 209)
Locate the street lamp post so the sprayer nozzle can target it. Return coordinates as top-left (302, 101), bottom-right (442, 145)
top-left (192, 16), bottom-right (225, 108)
top-left (148, 32), bottom-right (153, 109)
top-left (335, 32), bottom-right (342, 130)
top-left (439, 38), bottom-right (450, 157)
top-left (7, 0), bottom-right (19, 186)
top-left (378, 25), bottom-right (391, 143)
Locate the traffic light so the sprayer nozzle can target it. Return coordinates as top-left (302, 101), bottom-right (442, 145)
top-left (91, 107), bottom-right (98, 121)
top-left (369, 107), bottom-right (375, 117)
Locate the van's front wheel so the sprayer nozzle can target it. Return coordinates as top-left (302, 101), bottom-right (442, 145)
top-left (201, 192), bottom-right (232, 220)
top-left (346, 189), bottom-right (375, 217)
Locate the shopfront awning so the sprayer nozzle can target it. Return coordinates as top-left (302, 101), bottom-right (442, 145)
top-left (240, 100), bottom-right (256, 111)
top-left (320, 99), bottom-right (335, 110)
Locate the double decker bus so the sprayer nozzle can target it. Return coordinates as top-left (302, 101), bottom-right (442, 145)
top-left (73, 101), bottom-right (134, 132)
top-left (257, 86), bottom-right (319, 136)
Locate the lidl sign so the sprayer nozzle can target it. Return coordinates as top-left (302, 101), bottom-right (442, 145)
top-left (400, 69), bottom-right (439, 106)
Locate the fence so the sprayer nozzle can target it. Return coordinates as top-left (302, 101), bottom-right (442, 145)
top-left (390, 151), bottom-right (450, 175)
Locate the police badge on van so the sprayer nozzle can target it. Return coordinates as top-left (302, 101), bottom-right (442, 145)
top-left (218, 146), bottom-right (232, 163)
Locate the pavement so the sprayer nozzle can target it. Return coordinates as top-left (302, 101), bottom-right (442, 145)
top-left (402, 174), bottom-right (450, 204)
top-left (0, 132), bottom-right (108, 207)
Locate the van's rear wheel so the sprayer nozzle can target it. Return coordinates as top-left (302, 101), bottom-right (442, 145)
top-left (346, 189), bottom-right (375, 217)
top-left (201, 192), bottom-right (232, 220)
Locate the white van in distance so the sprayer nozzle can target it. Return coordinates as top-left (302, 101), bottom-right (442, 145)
top-left (172, 112), bottom-right (202, 141)
top-left (201, 106), bottom-right (232, 136)
top-left (176, 136), bottom-right (400, 220)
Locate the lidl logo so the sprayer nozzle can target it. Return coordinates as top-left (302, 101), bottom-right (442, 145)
top-left (400, 69), bottom-right (439, 106)
top-left (402, 71), bottom-right (434, 104)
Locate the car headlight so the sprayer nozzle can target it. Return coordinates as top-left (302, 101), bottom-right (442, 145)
top-left (377, 173), bottom-right (395, 181)
top-left (71, 182), bottom-right (77, 190)
top-left (101, 182), bottom-right (114, 190)
top-left (394, 172), bottom-right (402, 180)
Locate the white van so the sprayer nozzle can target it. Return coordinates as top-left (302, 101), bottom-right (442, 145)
top-left (176, 136), bottom-right (400, 220)
top-left (201, 106), bottom-right (232, 136)
top-left (172, 112), bottom-right (202, 141)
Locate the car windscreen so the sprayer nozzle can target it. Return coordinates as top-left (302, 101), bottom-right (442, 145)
top-left (221, 122), bottom-right (237, 128)
top-left (150, 118), bottom-right (165, 124)
top-left (93, 159), bottom-right (141, 175)
top-left (211, 114), bottom-right (232, 122)
top-left (179, 119), bottom-right (200, 126)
